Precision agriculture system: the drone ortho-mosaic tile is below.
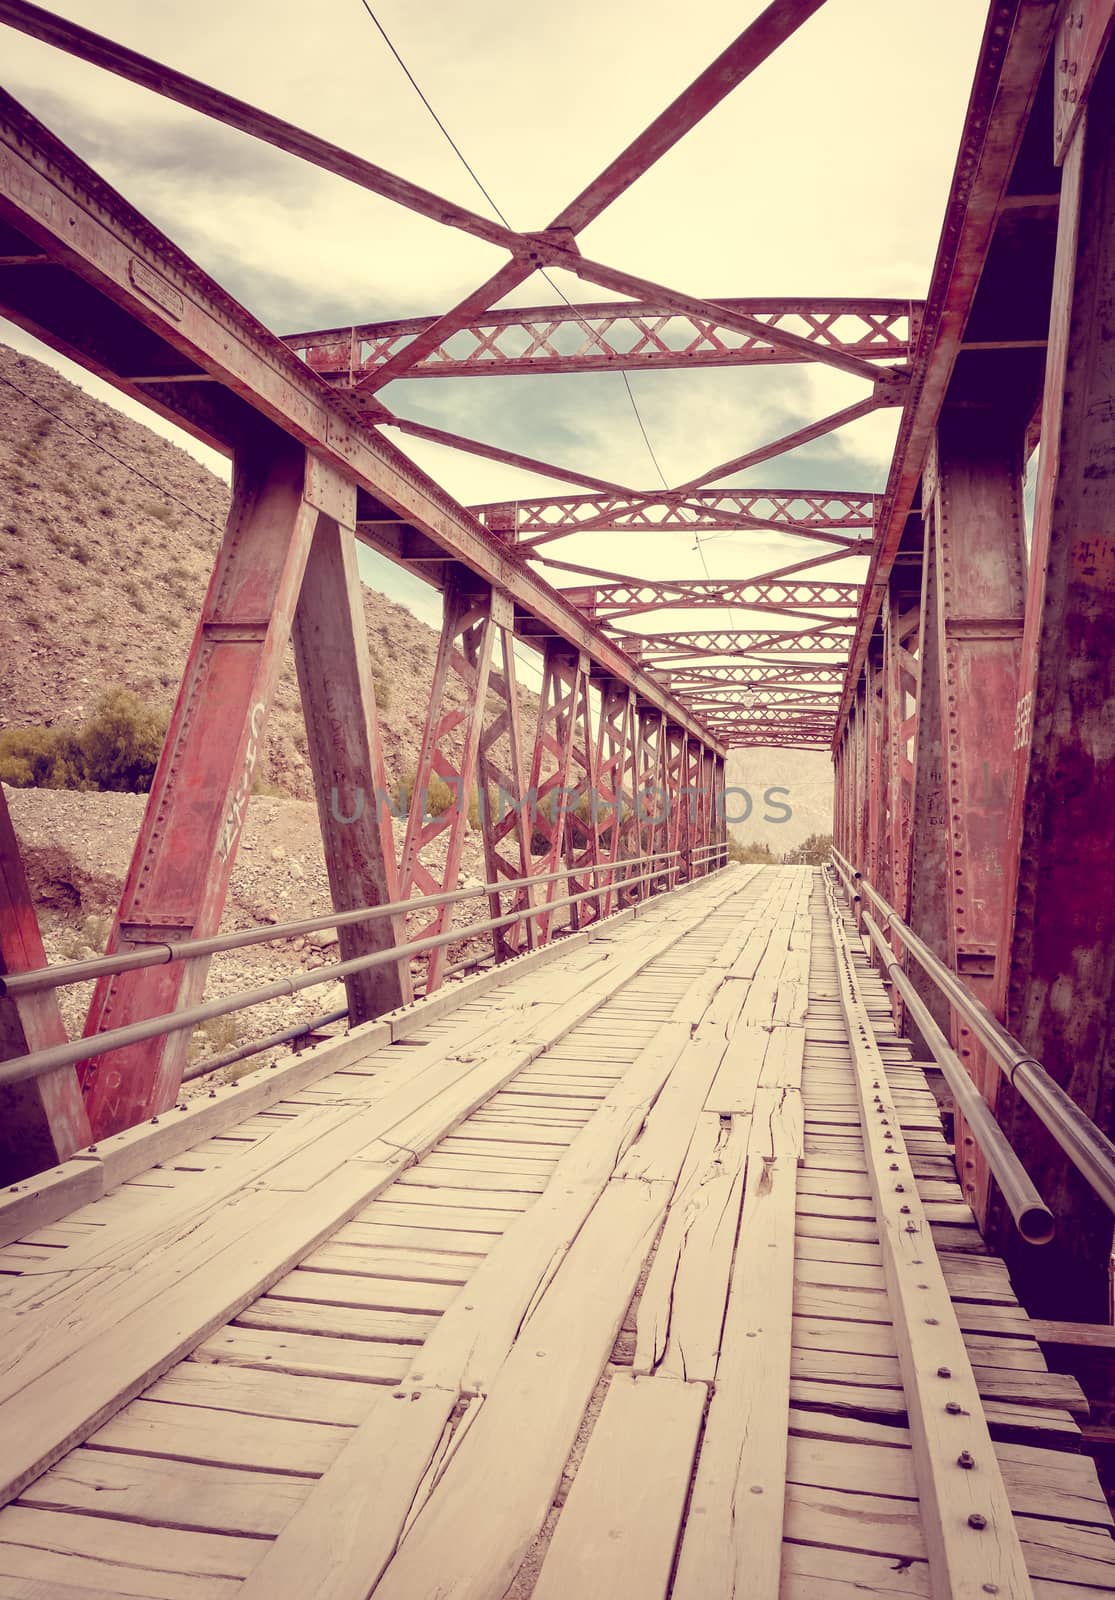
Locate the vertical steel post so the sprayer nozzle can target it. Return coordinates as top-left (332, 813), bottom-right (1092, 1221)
top-left (0, 786), bottom-right (91, 1179)
top-left (883, 577), bottom-right (922, 919)
top-left (701, 747), bottom-right (717, 873)
top-left (398, 577), bottom-right (500, 992)
top-left (993, 53), bottom-right (1115, 1316)
top-left (905, 501), bottom-right (952, 1043)
top-left (713, 752), bottom-right (727, 863)
top-left (525, 643), bottom-right (589, 939)
top-left (477, 611), bottom-right (535, 958)
top-left (291, 460), bottom-right (411, 1021)
top-left (82, 433), bottom-right (318, 1137)
top-left (865, 641), bottom-right (886, 893)
top-left (927, 406), bottom-right (1026, 1221)
top-left (563, 669), bottom-right (601, 929)
top-left (664, 726), bottom-right (688, 887)
top-left (593, 682), bottom-right (637, 915)
top-left (635, 709), bottom-right (663, 884)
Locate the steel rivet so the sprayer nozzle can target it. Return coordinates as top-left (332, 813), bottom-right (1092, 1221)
top-left (937, 1366), bottom-right (951, 1378)
top-left (889, 1163), bottom-right (899, 1171)
top-left (895, 1184), bottom-right (904, 1192)
top-left (150, 1117), bottom-right (159, 1125)
top-left (968, 1513), bottom-right (987, 1530)
top-left (900, 1204), bottom-right (910, 1214)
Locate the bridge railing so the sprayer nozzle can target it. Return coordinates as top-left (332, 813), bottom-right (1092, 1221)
top-left (830, 847), bottom-right (1115, 1240)
top-left (0, 844), bottom-right (730, 1094)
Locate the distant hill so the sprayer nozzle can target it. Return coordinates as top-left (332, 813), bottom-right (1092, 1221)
top-left (0, 341), bottom-right (458, 796)
top-left (726, 746), bottom-right (833, 853)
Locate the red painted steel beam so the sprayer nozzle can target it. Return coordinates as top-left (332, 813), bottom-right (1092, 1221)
top-left (833, 0), bottom-right (1061, 742)
top-left (639, 623), bottom-right (852, 651)
top-left (0, 0), bottom-right (529, 253)
top-left (0, 786), bottom-right (91, 1180)
top-left (993, 38), bottom-right (1115, 1319)
top-left (551, 576), bottom-right (863, 623)
top-left (657, 663), bottom-right (845, 686)
top-left (83, 438), bottom-right (321, 1136)
top-left (472, 487), bottom-right (880, 542)
top-left (285, 299), bottom-right (920, 382)
top-left (923, 406), bottom-right (1025, 1225)
top-left (675, 389), bottom-right (898, 492)
top-left (0, 88), bottom-right (723, 754)
top-left (379, 415), bottom-right (634, 498)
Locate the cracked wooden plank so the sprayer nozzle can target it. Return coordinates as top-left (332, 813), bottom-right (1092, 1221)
top-left (633, 1111), bottom-right (749, 1382)
top-left (671, 1080), bottom-right (801, 1599)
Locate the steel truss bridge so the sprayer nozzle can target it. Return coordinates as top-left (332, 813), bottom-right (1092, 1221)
top-left (2, 2), bottom-right (1115, 1596)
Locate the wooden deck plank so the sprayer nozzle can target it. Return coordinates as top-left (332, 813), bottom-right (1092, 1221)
top-left (531, 1373), bottom-right (705, 1600)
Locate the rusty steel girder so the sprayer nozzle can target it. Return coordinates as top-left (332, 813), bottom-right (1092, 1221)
top-left (560, 578), bottom-right (863, 624)
top-left (638, 626), bottom-right (854, 661)
top-left (472, 488), bottom-right (880, 546)
top-left (0, 786), bottom-right (90, 1177)
top-left (659, 663), bottom-right (845, 687)
top-left (284, 299), bottom-right (920, 383)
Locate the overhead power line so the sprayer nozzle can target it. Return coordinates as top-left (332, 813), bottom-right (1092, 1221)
top-left (354, 0), bottom-right (670, 491)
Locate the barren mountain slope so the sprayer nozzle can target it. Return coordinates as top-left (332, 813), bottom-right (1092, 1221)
top-left (0, 340), bottom-right (458, 794)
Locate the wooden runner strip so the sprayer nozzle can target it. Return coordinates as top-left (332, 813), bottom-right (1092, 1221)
top-left (670, 1079), bottom-right (802, 1600)
top-left (824, 880), bottom-right (1033, 1600)
top-left (530, 1372), bottom-right (705, 1600)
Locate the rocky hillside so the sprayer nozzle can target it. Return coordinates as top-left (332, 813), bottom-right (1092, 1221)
top-left (0, 341), bottom-right (458, 796)
top-left (726, 745), bottom-right (833, 853)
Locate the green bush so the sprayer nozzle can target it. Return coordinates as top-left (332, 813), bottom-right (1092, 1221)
top-left (393, 767), bottom-right (481, 826)
top-left (727, 838), bottom-right (777, 865)
top-left (79, 687), bottom-right (167, 790)
top-left (0, 687), bottom-right (168, 793)
top-left (782, 832), bottom-right (834, 866)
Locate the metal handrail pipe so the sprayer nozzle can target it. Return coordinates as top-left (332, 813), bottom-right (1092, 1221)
top-left (180, 1006), bottom-right (349, 1084)
top-left (831, 843), bottom-right (860, 882)
top-left (0, 848), bottom-right (682, 1000)
top-left (842, 860), bottom-right (1115, 1222)
top-left (859, 908), bottom-right (1054, 1246)
top-left (830, 851), bottom-right (860, 904)
top-left (0, 861), bottom-right (725, 1090)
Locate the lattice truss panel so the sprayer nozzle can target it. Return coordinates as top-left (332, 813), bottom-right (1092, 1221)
top-left (286, 298), bottom-right (919, 381)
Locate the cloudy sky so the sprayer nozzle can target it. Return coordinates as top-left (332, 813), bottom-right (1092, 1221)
top-left (1, 0), bottom-right (988, 638)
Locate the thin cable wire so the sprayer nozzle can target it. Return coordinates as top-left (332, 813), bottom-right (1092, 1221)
top-left (354, 0), bottom-right (670, 491)
top-left (0, 370), bottom-right (224, 532)
top-left (355, 0), bottom-right (512, 229)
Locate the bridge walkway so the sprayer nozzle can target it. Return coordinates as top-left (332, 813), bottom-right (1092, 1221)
top-left (0, 866), bottom-right (1109, 1598)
